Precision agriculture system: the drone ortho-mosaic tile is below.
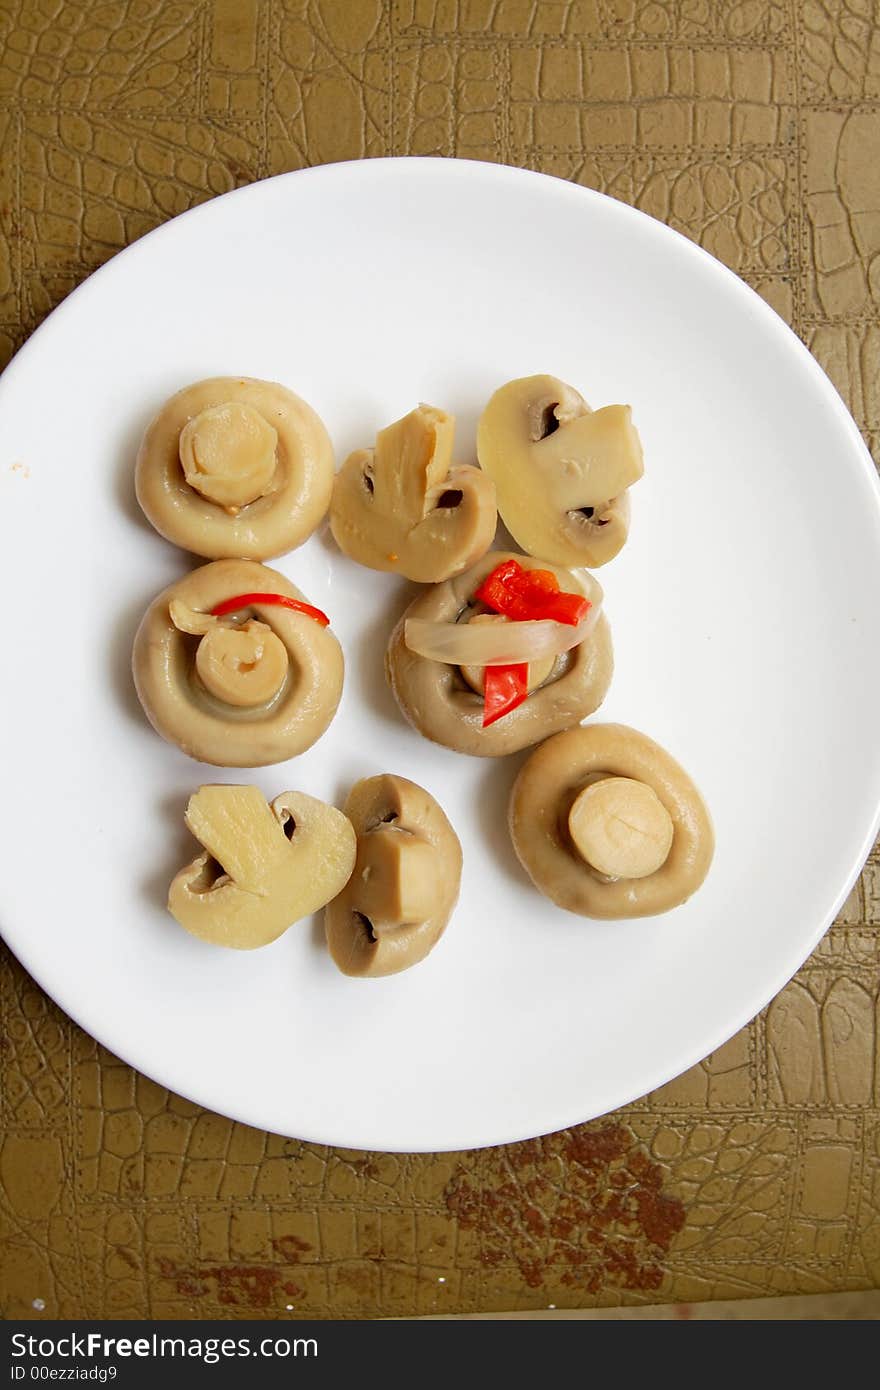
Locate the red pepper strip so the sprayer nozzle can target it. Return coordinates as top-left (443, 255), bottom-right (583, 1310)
top-left (474, 559), bottom-right (590, 627)
top-left (210, 592), bottom-right (330, 627)
top-left (482, 663), bottom-right (529, 728)
top-left (531, 590), bottom-right (591, 625)
top-left (475, 558), bottom-right (522, 611)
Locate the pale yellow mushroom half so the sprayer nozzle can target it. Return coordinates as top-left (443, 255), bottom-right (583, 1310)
top-left (330, 403), bottom-right (497, 582)
top-left (132, 559), bottom-right (343, 767)
top-left (325, 774), bottom-right (462, 977)
top-left (385, 551), bottom-right (613, 757)
top-left (136, 376), bottom-right (334, 560)
top-left (509, 724), bottom-right (714, 919)
top-left (477, 374), bottom-right (644, 567)
top-left (169, 785), bottom-right (356, 949)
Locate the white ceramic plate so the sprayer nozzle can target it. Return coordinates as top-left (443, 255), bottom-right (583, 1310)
top-left (2, 158), bottom-right (879, 1153)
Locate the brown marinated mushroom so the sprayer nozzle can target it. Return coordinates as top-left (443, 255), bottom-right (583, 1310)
top-left (325, 774), bottom-right (462, 977)
top-left (476, 374), bottom-right (643, 568)
top-left (329, 403), bottom-right (497, 582)
top-left (136, 376), bottom-right (334, 560)
top-left (132, 558), bottom-right (343, 767)
top-left (509, 724), bottom-right (714, 919)
top-left (385, 551), bottom-right (613, 757)
top-left (169, 785), bottom-right (356, 949)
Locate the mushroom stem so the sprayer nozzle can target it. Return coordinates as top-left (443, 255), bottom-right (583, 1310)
top-left (373, 403), bottom-right (455, 519)
top-left (567, 776), bottom-right (673, 880)
top-left (194, 620), bottom-right (289, 709)
top-left (184, 785), bottom-right (287, 896)
top-left (356, 830), bottom-right (441, 929)
top-left (179, 401), bottom-right (278, 510)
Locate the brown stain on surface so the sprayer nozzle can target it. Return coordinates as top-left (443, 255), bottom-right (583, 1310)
top-left (446, 1123), bottom-right (685, 1294)
top-left (271, 1235), bottom-right (313, 1261)
top-left (157, 1258), bottom-right (304, 1309)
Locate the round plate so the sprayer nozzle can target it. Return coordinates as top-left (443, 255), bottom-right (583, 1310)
top-left (2, 158), bottom-right (879, 1153)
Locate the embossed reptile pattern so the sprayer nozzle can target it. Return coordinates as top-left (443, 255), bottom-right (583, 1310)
top-left (1, 0), bottom-right (879, 1319)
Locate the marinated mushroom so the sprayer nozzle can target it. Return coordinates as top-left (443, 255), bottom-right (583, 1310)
top-left (136, 377), bottom-right (334, 560)
top-left (132, 558), bottom-right (343, 767)
top-left (477, 374), bottom-right (644, 567)
top-left (329, 403), bottom-right (497, 582)
top-left (386, 551), bottom-right (613, 757)
top-left (169, 785), bottom-right (356, 949)
top-left (509, 724), bottom-right (714, 919)
top-left (325, 774), bottom-right (462, 977)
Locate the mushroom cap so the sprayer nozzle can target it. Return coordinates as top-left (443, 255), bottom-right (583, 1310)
top-left (325, 774), bottom-right (462, 977)
top-left (135, 376), bottom-right (334, 560)
top-left (132, 558), bottom-right (344, 767)
top-left (169, 785), bottom-right (357, 950)
top-left (385, 551), bottom-right (613, 757)
top-left (509, 724), bottom-right (714, 919)
top-left (329, 404), bottom-right (497, 582)
top-left (476, 374), bottom-right (643, 568)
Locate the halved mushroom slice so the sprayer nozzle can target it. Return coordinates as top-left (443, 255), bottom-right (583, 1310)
top-left (132, 558), bottom-right (343, 767)
top-left (330, 404), bottom-right (497, 582)
top-left (386, 551), bottom-right (613, 757)
top-left (509, 724), bottom-right (714, 919)
top-left (169, 785), bottom-right (356, 949)
top-left (325, 774), bottom-right (462, 977)
top-left (476, 375), bottom-right (643, 567)
top-left (135, 376), bottom-right (334, 560)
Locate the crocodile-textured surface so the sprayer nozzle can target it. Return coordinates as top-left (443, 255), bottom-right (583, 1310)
top-left (1, 0), bottom-right (879, 1320)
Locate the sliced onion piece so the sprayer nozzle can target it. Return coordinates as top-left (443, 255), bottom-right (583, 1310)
top-left (405, 602), bottom-right (601, 667)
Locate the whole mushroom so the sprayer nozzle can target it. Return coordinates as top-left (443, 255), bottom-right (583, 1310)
top-left (325, 774), bottom-right (462, 977)
top-left (132, 558), bottom-right (343, 766)
top-left (330, 403), bottom-right (497, 582)
top-left (136, 376), bottom-right (334, 560)
top-left (509, 724), bottom-right (714, 919)
top-left (169, 785), bottom-right (356, 949)
top-left (477, 374), bottom-right (643, 567)
top-left (386, 551), bottom-right (613, 757)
